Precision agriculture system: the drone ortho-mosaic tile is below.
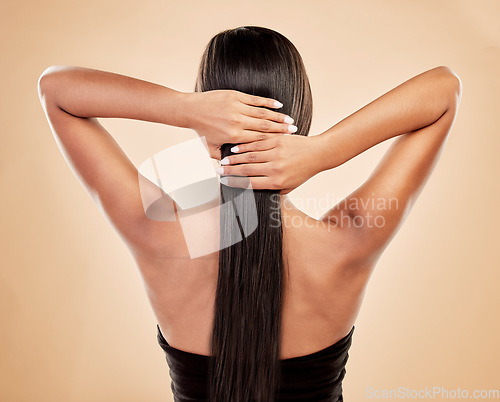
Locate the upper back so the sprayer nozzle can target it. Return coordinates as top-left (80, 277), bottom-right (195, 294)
top-left (132, 194), bottom-right (374, 358)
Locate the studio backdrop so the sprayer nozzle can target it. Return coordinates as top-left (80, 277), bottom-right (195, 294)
top-left (1, 1), bottom-right (498, 401)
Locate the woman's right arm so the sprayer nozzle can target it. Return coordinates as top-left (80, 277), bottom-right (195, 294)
top-left (314, 66), bottom-right (462, 263)
top-left (220, 66), bottom-right (462, 263)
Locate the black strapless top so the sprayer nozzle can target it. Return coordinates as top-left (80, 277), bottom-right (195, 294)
top-left (156, 325), bottom-right (355, 402)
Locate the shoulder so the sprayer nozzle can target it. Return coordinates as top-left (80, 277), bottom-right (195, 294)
top-left (281, 197), bottom-right (370, 270)
top-left (134, 195), bottom-right (221, 260)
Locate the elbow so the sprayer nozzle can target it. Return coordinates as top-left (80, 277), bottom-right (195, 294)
top-left (451, 71), bottom-right (463, 106)
top-left (37, 72), bottom-right (51, 107)
top-left (38, 66), bottom-right (70, 110)
top-left (37, 66), bottom-right (55, 101)
top-left (37, 65), bottom-right (69, 100)
top-left (435, 66), bottom-right (463, 108)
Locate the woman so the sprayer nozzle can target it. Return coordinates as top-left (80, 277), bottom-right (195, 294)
top-left (38, 26), bottom-right (462, 402)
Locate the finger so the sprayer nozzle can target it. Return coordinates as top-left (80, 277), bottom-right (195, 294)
top-left (209, 145), bottom-right (221, 160)
top-left (219, 175), bottom-right (253, 190)
top-left (237, 92), bottom-right (284, 109)
top-left (212, 150), bottom-right (221, 160)
top-left (217, 162), bottom-right (271, 178)
top-left (220, 176), bottom-right (277, 190)
top-left (220, 149), bottom-right (274, 166)
top-left (229, 136), bottom-right (277, 152)
top-left (241, 115), bottom-right (297, 134)
top-left (242, 104), bottom-right (294, 124)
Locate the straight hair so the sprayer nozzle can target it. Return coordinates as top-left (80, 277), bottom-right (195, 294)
top-left (195, 26), bottom-right (313, 401)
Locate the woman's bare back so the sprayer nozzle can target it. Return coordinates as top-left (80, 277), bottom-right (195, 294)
top-left (131, 194), bottom-right (373, 359)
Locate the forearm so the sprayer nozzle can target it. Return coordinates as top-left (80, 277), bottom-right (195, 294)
top-left (38, 65), bottom-right (188, 127)
top-left (316, 66), bottom-right (462, 171)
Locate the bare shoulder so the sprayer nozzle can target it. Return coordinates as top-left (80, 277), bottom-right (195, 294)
top-left (136, 192), bottom-right (222, 260)
top-left (281, 196), bottom-right (375, 280)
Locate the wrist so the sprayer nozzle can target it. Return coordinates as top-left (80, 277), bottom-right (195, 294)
top-left (158, 88), bottom-right (193, 128)
top-left (309, 132), bottom-right (336, 174)
top-left (175, 91), bottom-right (199, 130)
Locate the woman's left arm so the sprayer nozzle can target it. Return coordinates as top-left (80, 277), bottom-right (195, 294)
top-left (37, 65), bottom-right (294, 253)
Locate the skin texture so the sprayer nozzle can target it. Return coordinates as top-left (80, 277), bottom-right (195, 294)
top-left (38, 65), bottom-right (461, 358)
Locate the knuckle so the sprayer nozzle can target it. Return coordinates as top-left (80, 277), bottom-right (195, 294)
top-left (241, 166), bottom-right (251, 177)
top-left (273, 161), bottom-right (284, 173)
top-left (251, 96), bottom-right (260, 105)
top-left (248, 153), bottom-right (257, 162)
top-left (226, 95), bottom-right (237, 108)
top-left (258, 134), bottom-right (267, 141)
top-left (230, 114), bottom-right (241, 124)
top-left (271, 176), bottom-right (284, 188)
top-left (261, 121), bottom-right (270, 131)
top-left (227, 90), bottom-right (239, 102)
top-left (258, 108), bottom-right (266, 118)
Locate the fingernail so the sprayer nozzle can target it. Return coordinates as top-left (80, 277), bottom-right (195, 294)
top-left (220, 177), bottom-right (228, 186)
top-left (220, 157), bottom-right (229, 165)
top-left (284, 116), bottom-right (294, 124)
top-left (216, 167), bottom-right (224, 175)
top-left (230, 146), bottom-right (239, 153)
top-left (274, 101), bottom-right (283, 108)
top-left (288, 125), bottom-right (298, 133)
top-left (284, 133), bottom-right (291, 136)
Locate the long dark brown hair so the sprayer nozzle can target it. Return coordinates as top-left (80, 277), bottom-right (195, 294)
top-left (195, 26), bottom-right (313, 401)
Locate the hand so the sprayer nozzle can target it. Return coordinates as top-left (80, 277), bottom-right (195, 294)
top-left (216, 134), bottom-right (326, 194)
top-left (184, 90), bottom-right (297, 159)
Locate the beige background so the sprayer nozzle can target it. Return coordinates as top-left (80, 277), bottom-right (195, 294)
top-left (1, 0), bottom-right (499, 400)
